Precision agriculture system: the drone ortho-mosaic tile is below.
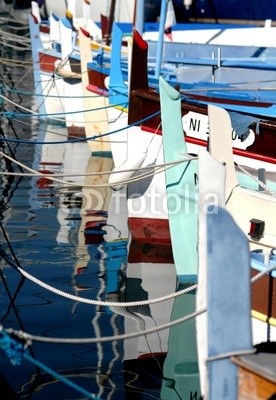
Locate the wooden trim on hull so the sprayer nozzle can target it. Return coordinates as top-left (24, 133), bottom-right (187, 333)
top-left (67, 126), bottom-right (86, 138)
top-left (129, 88), bottom-right (276, 164)
top-left (39, 52), bottom-right (60, 73)
top-left (87, 69), bottom-right (109, 94)
top-left (128, 29), bottom-right (276, 166)
top-left (251, 268), bottom-right (276, 324)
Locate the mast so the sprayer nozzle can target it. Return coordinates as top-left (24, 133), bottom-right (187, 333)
top-left (135, 0), bottom-right (144, 35)
top-left (105, 0), bottom-right (116, 45)
top-left (154, 0), bottom-right (167, 78)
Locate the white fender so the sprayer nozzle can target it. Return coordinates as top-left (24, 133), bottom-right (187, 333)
top-left (108, 150), bottom-right (148, 190)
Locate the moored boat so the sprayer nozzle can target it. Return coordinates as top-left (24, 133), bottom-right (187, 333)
top-left (159, 80), bottom-right (276, 397)
top-left (128, 29), bottom-right (276, 172)
top-left (107, 28), bottom-right (276, 244)
top-left (160, 73), bottom-right (276, 266)
top-left (158, 80), bottom-right (275, 398)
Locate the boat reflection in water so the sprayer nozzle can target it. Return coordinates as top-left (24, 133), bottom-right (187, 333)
top-left (123, 240), bottom-right (176, 357)
top-left (58, 159), bottom-right (199, 398)
top-left (120, 239), bottom-right (177, 398)
top-left (1, 114), bottom-right (201, 397)
top-left (71, 180), bottom-right (179, 397)
top-left (76, 177), bottom-right (193, 397)
top-left (121, 239), bottom-right (201, 399)
top-left (161, 283), bottom-right (201, 400)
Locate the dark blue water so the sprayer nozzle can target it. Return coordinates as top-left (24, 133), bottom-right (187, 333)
top-left (0, 44), bottom-right (183, 400)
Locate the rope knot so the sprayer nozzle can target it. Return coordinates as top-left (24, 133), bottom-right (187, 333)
top-left (4, 111), bottom-right (16, 120)
top-left (0, 331), bottom-right (25, 366)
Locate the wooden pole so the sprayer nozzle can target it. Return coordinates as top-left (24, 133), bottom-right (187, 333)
top-left (106, 0), bottom-right (116, 45)
top-left (135, 0), bottom-right (144, 35)
top-left (154, 0), bottom-right (167, 78)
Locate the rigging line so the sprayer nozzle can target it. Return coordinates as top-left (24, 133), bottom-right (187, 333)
top-left (251, 263), bottom-right (276, 283)
top-left (0, 270), bottom-right (40, 366)
top-left (23, 353), bottom-right (100, 400)
top-left (14, 60), bottom-right (35, 87)
top-left (4, 307), bottom-right (206, 345)
top-left (207, 348), bottom-right (256, 363)
top-left (33, 85), bottom-right (122, 99)
top-left (180, 81), bottom-right (276, 92)
top-left (33, 81), bottom-right (49, 113)
top-left (142, 315), bottom-right (164, 373)
top-left (0, 30), bottom-right (30, 43)
top-left (33, 72), bottom-right (66, 83)
top-left (0, 148), bottom-right (192, 176)
top-left (0, 23), bottom-right (30, 36)
top-left (0, 124), bottom-right (24, 174)
top-left (0, 148), bottom-right (24, 210)
top-left (0, 56), bottom-right (34, 67)
top-left (1, 236), bottom-right (272, 309)
top-left (1, 63), bottom-right (22, 103)
top-left (2, 111), bottom-right (127, 134)
top-left (0, 155), bottom-right (193, 188)
top-left (0, 33), bottom-right (30, 45)
top-left (0, 268), bottom-right (25, 325)
top-left (237, 163), bottom-right (276, 196)
top-left (0, 110), bottom-right (162, 144)
top-left (0, 221), bottom-right (22, 270)
top-left (5, 85), bottom-right (114, 98)
top-left (4, 118), bottom-right (69, 139)
top-left (0, 331), bottom-right (100, 400)
top-left (0, 40), bottom-right (31, 52)
top-left (0, 92), bottom-right (129, 118)
top-left (0, 13), bottom-right (26, 23)
top-left (0, 225), bottom-right (38, 364)
top-left (0, 117), bottom-right (56, 134)
top-left (0, 29), bottom-right (29, 40)
top-left (39, 76), bottom-right (66, 119)
top-left (1, 161), bottom-right (189, 178)
top-left (0, 243), bottom-right (196, 307)
top-left (20, 264), bottom-right (197, 307)
top-left (4, 263), bottom-right (275, 346)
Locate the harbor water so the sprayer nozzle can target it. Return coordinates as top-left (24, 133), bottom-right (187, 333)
top-left (0, 32), bottom-right (198, 400)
